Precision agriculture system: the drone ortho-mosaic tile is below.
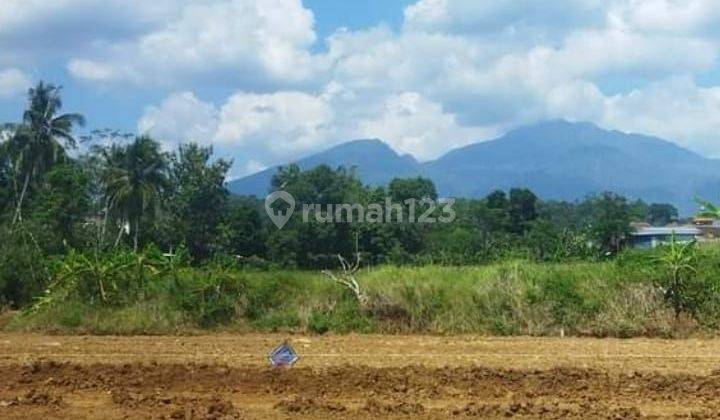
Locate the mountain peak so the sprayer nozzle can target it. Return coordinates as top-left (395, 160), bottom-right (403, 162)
top-left (329, 138), bottom-right (396, 153)
top-left (229, 120), bottom-right (720, 215)
top-left (228, 138), bottom-right (421, 196)
top-left (504, 119), bottom-right (604, 141)
top-left (341, 138), bottom-right (386, 146)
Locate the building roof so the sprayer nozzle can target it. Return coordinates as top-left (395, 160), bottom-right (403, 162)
top-left (631, 226), bottom-right (702, 237)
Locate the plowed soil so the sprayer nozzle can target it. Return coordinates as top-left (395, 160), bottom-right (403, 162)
top-left (2, 333), bottom-right (720, 419)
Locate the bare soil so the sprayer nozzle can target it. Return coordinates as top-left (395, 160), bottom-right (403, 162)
top-left (2, 333), bottom-right (720, 419)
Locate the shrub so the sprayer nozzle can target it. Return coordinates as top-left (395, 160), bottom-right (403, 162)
top-left (175, 268), bottom-right (243, 328)
top-left (0, 229), bottom-right (52, 307)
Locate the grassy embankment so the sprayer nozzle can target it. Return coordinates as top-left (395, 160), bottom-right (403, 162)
top-left (7, 245), bottom-right (720, 337)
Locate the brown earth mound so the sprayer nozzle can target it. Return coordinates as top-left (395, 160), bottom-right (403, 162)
top-left (2, 361), bottom-right (720, 419)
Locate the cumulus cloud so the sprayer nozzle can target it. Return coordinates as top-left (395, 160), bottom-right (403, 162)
top-left (403, 0), bottom-right (606, 39)
top-left (355, 92), bottom-right (491, 160)
top-left (7, 0), bottom-right (720, 171)
top-left (601, 77), bottom-right (720, 155)
top-left (138, 92), bottom-right (219, 149)
top-left (0, 0), bottom-right (183, 65)
top-left (139, 86), bottom-right (494, 176)
top-left (138, 90), bottom-right (336, 175)
top-left (215, 91), bottom-right (333, 152)
top-left (65, 0), bottom-right (321, 87)
top-left (608, 0), bottom-right (720, 35)
top-left (126, 0), bottom-right (720, 172)
top-left (0, 68), bottom-right (31, 98)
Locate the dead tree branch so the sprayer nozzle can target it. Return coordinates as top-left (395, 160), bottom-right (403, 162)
top-left (321, 249), bottom-right (368, 308)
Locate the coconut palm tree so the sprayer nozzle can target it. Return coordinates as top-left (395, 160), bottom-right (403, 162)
top-left (101, 136), bottom-right (169, 251)
top-left (8, 82), bottom-right (85, 226)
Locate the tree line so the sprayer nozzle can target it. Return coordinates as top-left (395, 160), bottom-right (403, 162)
top-left (0, 82), bottom-right (680, 306)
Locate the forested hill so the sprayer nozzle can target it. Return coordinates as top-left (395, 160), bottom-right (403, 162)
top-left (229, 121), bottom-right (720, 214)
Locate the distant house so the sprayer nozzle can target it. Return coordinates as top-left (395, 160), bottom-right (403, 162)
top-left (630, 225), bottom-right (702, 249)
top-left (693, 217), bottom-right (720, 239)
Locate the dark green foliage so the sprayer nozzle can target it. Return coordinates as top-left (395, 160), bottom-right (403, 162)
top-left (168, 144), bottom-right (231, 262)
top-left (217, 197), bottom-right (266, 258)
top-left (648, 203), bottom-right (679, 226)
top-left (388, 177), bottom-right (437, 202)
top-left (525, 220), bottom-right (591, 262)
top-left (508, 188), bottom-right (538, 234)
top-left (589, 192), bottom-right (632, 255)
top-left (99, 135), bottom-right (170, 251)
top-left (29, 163), bottom-right (91, 250)
top-left (0, 227), bottom-right (51, 307)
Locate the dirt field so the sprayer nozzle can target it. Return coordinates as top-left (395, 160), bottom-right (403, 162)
top-left (2, 333), bottom-right (720, 419)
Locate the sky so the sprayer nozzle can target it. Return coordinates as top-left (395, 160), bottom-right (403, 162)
top-left (3, 0), bottom-right (720, 178)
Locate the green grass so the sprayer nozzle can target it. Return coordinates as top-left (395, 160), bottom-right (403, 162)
top-left (8, 246), bottom-right (720, 337)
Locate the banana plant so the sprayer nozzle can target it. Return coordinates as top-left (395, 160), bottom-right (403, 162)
top-left (30, 248), bottom-right (168, 312)
top-left (656, 233), bottom-right (698, 317)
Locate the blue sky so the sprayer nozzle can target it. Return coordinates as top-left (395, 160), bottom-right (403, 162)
top-left (2, 0), bottom-right (720, 178)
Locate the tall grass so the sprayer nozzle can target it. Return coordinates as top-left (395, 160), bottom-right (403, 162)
top-left (9, 246), bottom-right (720, 336)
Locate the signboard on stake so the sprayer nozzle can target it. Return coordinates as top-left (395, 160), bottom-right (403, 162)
top-left (268, 341), bottom-right (299, 367)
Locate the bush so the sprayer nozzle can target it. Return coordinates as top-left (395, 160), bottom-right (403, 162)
top-left (0, 229), bottom-right (52, 307)
top-left (174, 268), bottom-right (244, 328)
top-left (12, 246), bottom-right (720, 336)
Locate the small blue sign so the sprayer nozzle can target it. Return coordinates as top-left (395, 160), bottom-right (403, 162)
top-left (268, 342), bottom-right (299, 367)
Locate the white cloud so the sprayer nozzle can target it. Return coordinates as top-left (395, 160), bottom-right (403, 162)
top-left (138, 92), bottom-right (219, 148)
top-left (404, 0), bottom-right (605, 38)
top-left (131, 0), bottom-right (720, 171)
top-left (242, 160), bottom-right (267, 176)
top-left (0, 0), bottom-right (183, 65)
top-left (7, 0), bottom-right (720, 169)
top-left (66, 0), bottom-right (320, 87)
top-left (140, 87), bottom-right (492, 175)
top-left (0, 68), bottom-right (31, 98)
top-left (138, 89), bottom-right (336, 174)
top-left (356, 92), bottom-right (491, 160)
top-left (67, 59), bottom-right (136, 83)
top-left (215, 90), bottom-right (333, 154)
top-left (601, 77), bottom-right (720, 156)
top-left (608, 0), bottom-right (720, 35)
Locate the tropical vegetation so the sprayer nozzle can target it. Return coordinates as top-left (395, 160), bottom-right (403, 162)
top-left (1, 82), bottom-right (717, 337)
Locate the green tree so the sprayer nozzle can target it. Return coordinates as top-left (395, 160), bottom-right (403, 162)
top-left (388, 177), bottom-right (437, 202)
top-left (647, 203), bottom-right (678, 226)
top-left (169, 143), bottom-right (231, 261)
top-left (589, 192), bottom-right (631, 254)
top-left (508, 188), bottom-right (538, 234)
top-left (6, 82), bottom-right (85, 226)
top-left (628, 199), bottom-right (649, 222)
top-left (0, 140), bottom-right (12, 218)
top-left (483, 190), bottom-right (510, 233)
top-left (268, 165), bottom-right (368, 267)
top-left (486, 190), bottom-right (508, 210)
top-left (217, 198), bottom-right (266, 258)
top-left (100, 136), bottom-right (169, 251)
top-left (30, 163), bottom-right (91, 250)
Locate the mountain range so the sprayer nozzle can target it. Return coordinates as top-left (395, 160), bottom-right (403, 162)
top-left (228, 120), bottom-right (720, 215)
